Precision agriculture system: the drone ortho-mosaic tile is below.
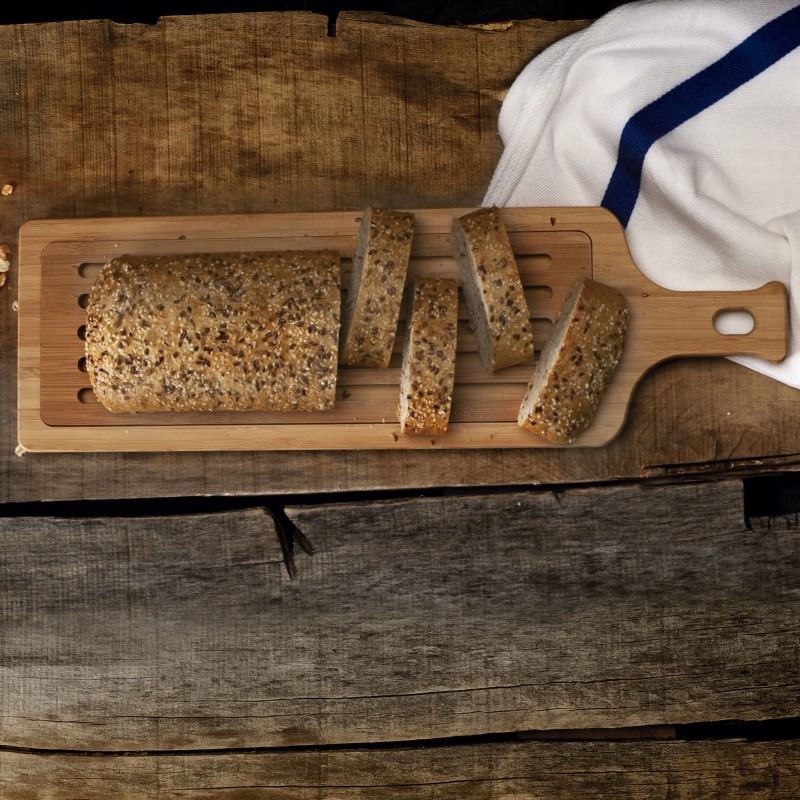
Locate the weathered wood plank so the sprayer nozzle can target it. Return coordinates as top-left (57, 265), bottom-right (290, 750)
top-left (1, 480), bottom-right (798, 750)
top-left (2, 739), bottom-right (799, 798)
top-left (2, 13), bottom-right (800, 499)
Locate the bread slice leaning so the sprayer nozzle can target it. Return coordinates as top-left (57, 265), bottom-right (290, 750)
top-left (518, 278), bottom-right (629, 444)
top-left (340, 207), bottom-right (415, 368)
top-left (453, 206), bottom-right (534, 372)
top-left (398, 278), bottom-right (459, 436)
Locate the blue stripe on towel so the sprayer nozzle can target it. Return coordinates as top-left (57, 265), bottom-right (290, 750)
top-left (602, 4), bottom-right (800, 226)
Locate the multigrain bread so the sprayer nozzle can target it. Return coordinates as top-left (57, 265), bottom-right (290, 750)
top-left (86, 251), bottom-right (341, 413)
top-left (453, 207), bottom-right (534, 372)
top-left (340, 207), bottom-right (414, 368)
top-left (398, 278), bottom-right (458, 436)
top-left (518, 278), bottom-right (629, 444)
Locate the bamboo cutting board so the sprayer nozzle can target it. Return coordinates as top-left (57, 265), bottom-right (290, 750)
top-left (18, 207), bottom-right (788, 452)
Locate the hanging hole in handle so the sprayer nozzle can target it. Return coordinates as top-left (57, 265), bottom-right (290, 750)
top-left (713, 309), bottom-right (755, 336)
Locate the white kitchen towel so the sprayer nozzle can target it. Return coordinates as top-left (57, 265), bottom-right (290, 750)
top-left (484, 0), bottom-right (800, 386)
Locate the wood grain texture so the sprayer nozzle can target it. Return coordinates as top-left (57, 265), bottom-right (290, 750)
top-left (2, 480), bottom-right (798, 750)
top-left (2, 740), bottom-right (799, 798)
top-left (3, 12), bottom-right (800, 497)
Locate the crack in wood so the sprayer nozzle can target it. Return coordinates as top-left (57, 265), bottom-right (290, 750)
top-left (0, 718), bottom-right (798, 758)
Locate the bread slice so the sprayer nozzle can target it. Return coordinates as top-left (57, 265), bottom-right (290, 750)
top-left (453, 206), bottom-right (534, 372)
top-left (518, 278), bottom-right (629, 444)
top-left (398, 278), bottom-right (458, 436)
top-left (86, 251), bottom-right (341, 413)
top-left (340, 207), bottom-right (415, 368)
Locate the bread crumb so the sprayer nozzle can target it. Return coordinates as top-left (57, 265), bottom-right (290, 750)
top-left (0, 244), bottom-right (10, 273)
top-left (15, 444), bottom-right (27, 457)
top-left (1, 184), bottom-right (14, 196)
top-left (12, 299), bottom-right (18, 311)
top-left (0, 274), bottom-right (5, 288)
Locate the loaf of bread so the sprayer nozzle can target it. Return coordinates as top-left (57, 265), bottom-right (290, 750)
top-left (340, 207), bottom-right (415, 368)
top-left (86, 251), bottom-right (341, 413)
top-left (398, 278), bottom-right (458, 436)
top-left (518, 278), bottom-right (629, 444)
top-left (453, 207), bottom-right (534, 372)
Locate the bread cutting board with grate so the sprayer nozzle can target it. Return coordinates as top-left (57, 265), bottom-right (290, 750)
top-left (18, 206), bottom-right (788, 452)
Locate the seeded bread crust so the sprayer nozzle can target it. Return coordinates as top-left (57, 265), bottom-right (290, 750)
top-left (86, 251), bottom-right (341, 413)
top-left (398, 278), bottom-right (458, 436)
top-left (340, 207), bottom-right (415, 368)
top-left (518, 278), bottom-right (629, 444)
top-left (453, 207), bottom-right (534, 372)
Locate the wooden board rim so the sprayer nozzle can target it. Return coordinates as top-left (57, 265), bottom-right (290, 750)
top-left (18, 207), bottom-right (788, 452)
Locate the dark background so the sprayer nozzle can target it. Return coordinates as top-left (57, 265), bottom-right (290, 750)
top-left (1, 0), bottom-right (630, 26)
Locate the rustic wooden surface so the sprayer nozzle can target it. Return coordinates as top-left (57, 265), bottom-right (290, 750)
top-left (2, 479), bottom-right (798, 752)
top-left (3, 13), bottom-right (800, 498)
top-left (2, 14), bottom-right (797, 799)
top-left (3, 740), bottom-right (799, 798)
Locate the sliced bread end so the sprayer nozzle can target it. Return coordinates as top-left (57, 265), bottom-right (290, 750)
top-left (518, 278), bottom-right (629, 444)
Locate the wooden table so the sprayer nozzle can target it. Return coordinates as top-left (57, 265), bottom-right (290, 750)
top-left (1, 12), bottom-right (799, 797)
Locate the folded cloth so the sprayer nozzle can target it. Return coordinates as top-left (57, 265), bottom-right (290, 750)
top-left (484, 0), bottom-right (800, 387)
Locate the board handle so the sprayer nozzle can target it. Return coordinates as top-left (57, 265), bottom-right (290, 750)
top-left (643, 280), bottom-right (788, 363)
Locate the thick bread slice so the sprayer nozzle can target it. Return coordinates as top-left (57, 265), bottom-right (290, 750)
top-left (86, 251), bottom-right (341, 413)
top-left (518, 278), bottom-right (629, 444)
top-left (398, 278), bottom-right (458, 436)
top-left (340, 207), bottom-right (414, 368)
top-left (453, 206), bottom-right (534, 372)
